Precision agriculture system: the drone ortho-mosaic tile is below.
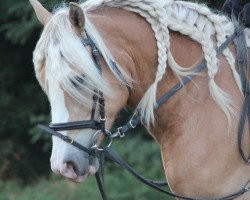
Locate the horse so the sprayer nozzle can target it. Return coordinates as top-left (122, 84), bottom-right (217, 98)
top-left (29, 0), bottom-right (250, 199)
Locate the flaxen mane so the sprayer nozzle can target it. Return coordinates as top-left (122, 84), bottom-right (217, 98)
top-left (33, 0), bottom-right (250, 127)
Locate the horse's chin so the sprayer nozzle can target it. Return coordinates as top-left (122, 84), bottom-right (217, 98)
top-left (67, 165), bottom-right (99, 183)
top-left (68, 174), bottom-right (88, 183)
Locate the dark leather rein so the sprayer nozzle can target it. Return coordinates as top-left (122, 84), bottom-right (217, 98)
top-left (38, 25), bottom-right (250, 200)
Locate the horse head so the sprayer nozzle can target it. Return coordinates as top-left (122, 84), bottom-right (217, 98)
top-left (30, 0), bottom-right (130, 182)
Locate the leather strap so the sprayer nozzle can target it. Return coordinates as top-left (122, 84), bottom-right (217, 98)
top-left (95, 151), bottom-right (108, 200)
top-left (238, 94), bottom-right (250, 163)
top-left (38, 124), bottom-right (94, 155)
top-left (95, 171), bottom-right (108, 200)
top-left (235, 23), bottom-right (250, 164)
top-left (82, 35), bottom-right (131, 93)
top-left (91, 91), bottom-right (99, 120)
top-left (235, 25), bottom-right (249, 95)
top-left (49, 120), bottom-right (100, 131)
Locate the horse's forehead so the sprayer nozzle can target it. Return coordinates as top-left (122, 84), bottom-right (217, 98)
top-left (48, 82), bottom-right (69, 123)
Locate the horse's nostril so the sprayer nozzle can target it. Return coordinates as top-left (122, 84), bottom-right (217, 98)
top-left (63, 153), bottom-right (89, 177)
top-left (66, 162), bottom-right (77, 173)
top-left (66, 161), bottom-right (86, 176)
top-left (66, 161), bottom-right (80, 176)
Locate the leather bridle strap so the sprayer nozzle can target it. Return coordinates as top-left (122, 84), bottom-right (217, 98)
top-left (238, 93), bottom-right (250, 163)
top-left (95, 151), bottom-right (109, 200)
top-left (37, 124), bottom-right (94, 155)
top-left (49, 120), bottom-right (101, 131)
top-left (91, 91), bottom-right (99, 120)
top-left (235, 22), bottom-right (250, 164)
top-left (83, 34), bottom-right (131, 94)
top-left (95, 171), bottom-right (108, 200)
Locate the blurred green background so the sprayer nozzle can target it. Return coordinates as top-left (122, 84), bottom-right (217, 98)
top-left (0, 0), bottom-right (224, 199)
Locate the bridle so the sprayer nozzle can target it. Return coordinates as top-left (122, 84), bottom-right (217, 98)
top-left (38, 24), bottom-right (250, 200)
top-left (49, 36), bottom-right (109, 142)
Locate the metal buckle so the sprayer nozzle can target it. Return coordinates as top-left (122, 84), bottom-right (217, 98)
top-left (91, 129), bottom-right (113, 151)
top-left (67, 138), bottom-right (74, 144)
top-left (117, 127), bottom-right (125, 138)
top-left (100, 117), bottom-right (106, 122)
top-left (129, 119), bottom-right (136, 129)
top-left (110, 127), bottom-right (125, 138)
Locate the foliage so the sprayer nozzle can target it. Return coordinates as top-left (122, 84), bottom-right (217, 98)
top-left (0, 0), bottom-right (71, 44)
top-left (0, 0), bottom-right (50, 182)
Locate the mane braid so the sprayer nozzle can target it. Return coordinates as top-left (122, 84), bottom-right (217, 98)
top-left (82, 0), bottom-right (244, 128)
top-left (34, 0), bottom-right (248, 128)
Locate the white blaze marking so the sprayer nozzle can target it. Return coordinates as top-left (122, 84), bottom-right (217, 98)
top-left (49, 83), bottom-right (69, 125)
top-left (49, 82), bottom-right (69, 167)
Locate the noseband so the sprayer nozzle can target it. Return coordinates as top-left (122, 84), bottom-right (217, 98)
top-left (38, 25), bottom-right (250, 200)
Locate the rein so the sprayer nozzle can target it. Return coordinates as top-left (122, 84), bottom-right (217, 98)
top-left (38, 25), bottom-right (250, 200)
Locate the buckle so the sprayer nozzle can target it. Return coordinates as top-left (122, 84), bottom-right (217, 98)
top-left (68, 138), bottom-right (74, 144)
top-left (129, 119), bottom-right (137, 129)
top-left (100, 117), bottom-right (106, 122)
top-left (109, 127), bottom-right (126, 138)
top-left (117, 127), bottom-right (125, 138)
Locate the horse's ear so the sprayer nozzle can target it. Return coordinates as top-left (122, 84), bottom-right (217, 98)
top-left (29, 0), bottom-right (51, 25)
top-left (69, 2), bottom-right (85, 35)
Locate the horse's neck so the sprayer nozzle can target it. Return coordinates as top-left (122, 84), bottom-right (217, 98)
top-left (154, 37), bottom-right (250, 199)
top-left (154, 38), bottom-right (250, 197)
top-left (91, 7), bottom-right (250, 198)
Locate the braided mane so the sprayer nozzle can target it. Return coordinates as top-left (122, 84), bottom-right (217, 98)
top-left (35, 0), bottom-right (249, 127)
top-left (82, 0), bottom-right (246, 127)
